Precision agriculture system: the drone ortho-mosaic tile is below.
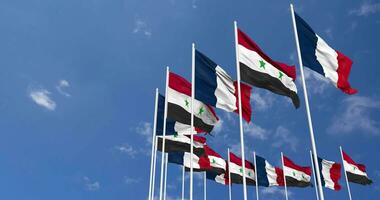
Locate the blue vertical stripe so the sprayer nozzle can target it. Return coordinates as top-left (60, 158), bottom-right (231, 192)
top-left (168, 152), bottom-right (185, 165)
top-left (156, 94), bottom-right (175, 136)
top-left (295, 12), bottom-right (325, 76)
top-left (256, 155), bottom-right (270, 187)
top-left (317, 157), bottom-right (326, 187)
top-left (195, 50), bottom-right (218, 107)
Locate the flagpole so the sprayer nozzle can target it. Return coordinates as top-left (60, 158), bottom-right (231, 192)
top-left (152, 136), bottom-right (158, 200)
top-left (182, 165), bottom-right (185, 200)
top-left (281, 152), bottom-right (288, 200)
top-left (309, 150), bottom-right (320, 200)
top-left (228, 148), bottom-right (232, 200)
top-left (204, 172), bottom-right (207, 200)
top-left (164, 153), bottom-right (168, 200)
top-left (340, 146), bottom-right (353, 200)
top-left (234, 20), bottom-right (248, 200)
top-left (289, 4), bottom-right (325, 200)
top-left (190, 42), bottom-right (195, 200)
top-left (253, 151), bottom-right (259, 200)
top-left (148, 88), bottom-right (159, 200)
top-left (159, 67), bottom-right (170, 200)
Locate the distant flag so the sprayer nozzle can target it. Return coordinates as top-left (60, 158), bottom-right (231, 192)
top-left (204, 145), bottom-right (227, 174)
top-left (294, 12), bottom-right (357, 94)
top-left (156, 135), bottom-right (206, 156)
top-left (195, 50), bottom-right (252, 122)
top-left (206, 171), bottom-right (229, 185)
top-left (229, 152), bottom-right (256, 185)
top-left (255, 155), bottom-right (284, 187)
top-left (317, 157), bottom-right (342, 190)
top-left (283, 155), bottom-right (312, 187)
top-left (167, 72), bottom-right (219, 133)
top-left (237, 28), bottom-right (300, 108)
top-left (168, 152), bottom-right (211, 172)
top-left (342, 150), bottom-right (373, 185)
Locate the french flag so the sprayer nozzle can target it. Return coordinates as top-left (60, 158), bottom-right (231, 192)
top-left (295, 12), bottom-right (357, 94)
top-left (317, 157), bottom-right (342, 191)
top-left (206, 171), bottom-right (229, 185)
top-left (195, 50), bottom-right (252, 122)
top-left (255, 155), bottom-right (284, 187)
top-left (168, 151), bottom-right (211, 172)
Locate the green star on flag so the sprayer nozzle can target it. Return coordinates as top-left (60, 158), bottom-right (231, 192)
top-left (212, 158), bottom-right (216, 164)
top-left (278, 71), bottom-right (284, 80)
top-left (185, 99), bottom-right (190, 108)
top-left (259, 60), bottom-right (266, 69)
top-left (239, 168), bottom-right (243, 173)
top-left (198, 107), bottom-right (204, 115)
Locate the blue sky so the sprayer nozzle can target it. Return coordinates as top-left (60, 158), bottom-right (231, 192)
top-left (0, 0), bottom-right (379, 199)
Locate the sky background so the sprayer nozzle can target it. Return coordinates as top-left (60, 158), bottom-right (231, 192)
top-left (0, 0), bottom-right (379, 199)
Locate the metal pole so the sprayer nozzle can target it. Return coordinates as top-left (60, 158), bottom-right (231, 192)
top-left (281, 152), bottom-right (288, 200)
top-left (340, 146), bottom-right (353, 200)
top-left (228, 148), bottom-right (232, 200)
top-left (190, 43), bottom-right (195, 200)
top-left (310, 150), bottom-right (320, 200)
top-left (151, 137), bottom-right (158, 200)
top-left (163, 153), bottom-right (168, 200)
top-left (233, 20), bottom-right (248, 200)
top-left (182, 165), bottom-right (185, 200)
top-left (289, 4), bottom-right (325, 200)
top-left (204, 172), bottom-right (207, 200)
top-left (253, 152), bottom-right (259, 200)
top-left (148, 89), bottom-right (159, 200)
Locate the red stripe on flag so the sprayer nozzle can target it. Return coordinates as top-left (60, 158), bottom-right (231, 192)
top-left (198, 155), bottom-right (212, 170)
top-left (204, 145), bottom-right (222, 158)
top-left (237, 28), bottom-right (297, 80)
top-left (275, 167), bottom-right (285, 186)
top-left (342, 150), bottom-right (367, 172)
top-left (233, 81), bottom-right (252, 123)
top-left (336, 51), bottom-right (357, 95)
top-left (283, 156), bottom-right (311, 175)
top-left (229, 152), bottom-right (254, 170)
top-left (330, 163), bottom-right (342, 190)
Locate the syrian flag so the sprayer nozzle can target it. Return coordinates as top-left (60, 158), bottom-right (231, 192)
top-left (317, 157), bottom-right (342, 190)
top-left (294, 12), bottom-right (357, 95)
top-left (256, 155), bottom-right (284, 187)
top-left (168, 72), bottom-right (219, 133)
top-left (342, 150), bottom-right (373, 185)
top-left (283, 155), bottom-right (311, 187)
top-left (229, 152), bottom-right (256, 185)
top-left (156, 94), bottom-right (204, 136)
top-left (237, 28), bottom-right (300, 108)
top-left (206, 171), bottom-right (229, 185)
top-left (156, 135), bottom-right (206, 156)
top-left (204, 145), bottom-right (227, 174)
top-left (195, 50), bottom-right (252, 122)
top-left (168, 151), bottom-right (211, 172)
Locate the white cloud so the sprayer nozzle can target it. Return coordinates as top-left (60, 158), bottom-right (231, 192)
top-left (191, 0), bottom-right (197, 9)
top-left (124, 177), bottom-right (141, 184)
top-left (83, 176), bottom-right (100, 191)
top-left (328, 96), bottom-right (380, 135)
top-left (136, 122), bottom-right (153, 143)
top-left (251, 90), bottom-right (275, 111)
top-left (301, 67), bottom-right (330, 95)
top-left (133, 19), bottom-right (152, 37)
top-left (29, 88), bottom-right (56, 111)
top-left (56, 79), bottom-right (71, 97)
top-left (350, 1), bottom-right (380, 16)
top-left (261, 187), bottom-right (292, 197)
top-left (212, 119), bottom-right (224, 135)
top-left (272, 126), bottom-right (298, 152)
top-left (324, 28), bottom-right (333, 39)
top-left (244, 122), bottom-right (269, 140)
top-left (115, 143), bottom-right (138, 158)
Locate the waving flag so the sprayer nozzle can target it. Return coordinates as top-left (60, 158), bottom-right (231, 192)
top-left (229, 152), bottom-right (256, 185)
top-left (294, 13), bottom-right (357, 94)
top-left (206, 171), bottom-right (229, 185)
top-left (204, 145), bottom-right (227, 174)
top-left (317, 157), bottom-right (342, 190)
top-left (342, 150), bottom-right (372, 185)
top-left (195, 50), bottom-right (252, 122)
top-left (283, 155), bottom-right (311, 187)
top-left (256, 155), bottom-right (284, 187)
top-left (168, 72), bottom-right (219, 133)
top-left (156, 135), bottom-right (206, 156)
top-left (237, 28), bottom-right (300, 108)
top-left (168, 152), bottom-right (211, 172)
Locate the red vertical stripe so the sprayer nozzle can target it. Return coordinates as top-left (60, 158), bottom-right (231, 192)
top-left (336, 51), bottom-right (357, 95)
top-left (330, 163), bottom-right (342, 190)
top-left (275, 167), bottom-right (285, 186)
top-left (233, 81), bottom-right (252, 122)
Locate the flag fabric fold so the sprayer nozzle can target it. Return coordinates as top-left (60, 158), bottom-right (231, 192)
top-left (294, 12), bottom-right (357, 95)
top-left (256, 155), bottom-right (284, 187)
top-left (206, 171), bottom-right (230, 185)
top-left (317, 157), bottom-right (342, 190)
top-left (283, 155), bottom-right (311, 187)
top-left (168, 151), bottom-right (211, 172)
top-left (237, 28), bottom-right (300, 108)
top-left (229, 152), bottom-right (256, 185)
top-left (342, 150), bottom-right (373, 185)
top-left (156, 135), bottom-right (206, 156)
top-left (204, 145), bottom-right (227, 174)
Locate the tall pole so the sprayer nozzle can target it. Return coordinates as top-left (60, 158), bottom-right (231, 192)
top-left (182, 165), bottom-right (185, 200)
top-left (289, 4), bottom-right (325, 200)
top-left (204, 172), bottom-right (207, 200)
top-left (233, 20), bottom-right (248, 200)
top-left (151, 137), bottom-right (158, 200)
top-left (163, 153), bottom-right (168, 200)
top-left (228, 148), bottom-right (232, 200)
top-left (159, 67), bottom-right (170, 200)
top-left (309, 151), bottom-right (320, 200)
top-left (340, 146), bottom-right (353, 200)
top-left (253, 152), bottom-right (259, 200)
top-left (190, 43), bottom-right (195, 200)
top-left (281, 152), bottom-right (288, 200)
top-left (148, 88), bottom-right (159, 200)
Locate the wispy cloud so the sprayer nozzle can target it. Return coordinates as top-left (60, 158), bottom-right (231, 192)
top-left (301, 67), bottom-right (330, 95)
top-left (349, 1), bottom-right (380, 16)
top-left (191, 0), bottom-right (198, 9)
top-left (261, 187), bottom-right (292, 197)
top-left (124, 176), bottom-right (141, 184)
top-left (83, 176), bottom-right (100, 191)
top-left (114, 143), bottom-right (138, 158)
top-left (251, 90), bottom-right (275, 111)
top-left (136, 122), bottom-right (153, 143)
top-left (56, 79), bottom-right (71, 97)
top-left (328, 96), bottom-right (380, 135)
top-left (29, 88), bottom-right (56, 111)
top-left (244, 122), bottom-right (269, 140)
top-left (132, 19), bottom-right (152, 37)
top-left (212, 119), bottom-right (224, 135)
top-left (272, 126), bottom-right (298, 152)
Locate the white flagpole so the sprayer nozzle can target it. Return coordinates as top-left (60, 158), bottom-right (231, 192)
top-left (340, 146), bottom-right (353, 200)
top-left (159, 67), bottom-right (170, 200)
top-left (190, 42), bottom-right (195, 200)
top-left (233, 20), bottom-right (248, 200)
top-left (152, 136), bottom-right (158, 200)
top-left (204, 172), bottom-right (207, 200)
top-left (148, 88), bottom-right (159, 200)
top-left (164, 153), bottom-right (168, 200)
top-left (281, 152), bottom-right (289, 200)
top-left (253, 151), bottom-right (259, 200)
top-left (309, 150), bottom-right (320, 200)
top-left (289, 4), bottom-right (325, 200)
top-left (228, 148), bottom-right (232, 200)
top-left (182, 165), bottom-right (185, 200)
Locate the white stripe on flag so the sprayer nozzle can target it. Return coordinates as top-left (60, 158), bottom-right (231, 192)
top-left (229, 162), bottom-right (255, 181)
top-left (320, 159), bottom-right (337, 190)
top-left (284, 166), bottom-right (311, 182)
top-left (215, 65), bottom-right (237, 112)
top-left (315, 34), bottom-right (339, 87)
top-left (343, 160), bottom-right (368, 177)
top-left (265, 161), bottom-right (280, 186)
top-left (183, 152), bottom-right (201, 169)
top-left (209, 155), bottom-right (226, 170)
